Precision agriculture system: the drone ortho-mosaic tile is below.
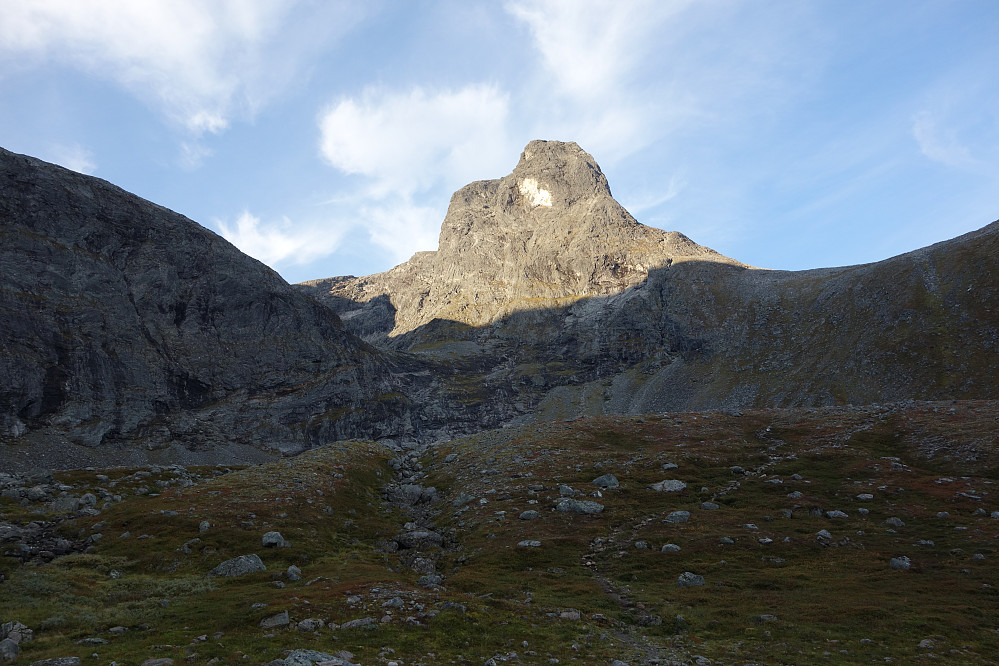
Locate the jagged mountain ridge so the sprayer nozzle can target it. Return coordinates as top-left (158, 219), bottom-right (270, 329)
top-left (0, 147), bottom-right (435, 466)
top-left (300, 140), bottom-right (999, 420)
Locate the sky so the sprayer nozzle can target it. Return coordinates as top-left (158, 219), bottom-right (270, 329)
top-left (1, 0), bottom-right (998, 284)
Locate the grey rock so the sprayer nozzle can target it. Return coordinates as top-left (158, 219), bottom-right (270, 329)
top-left (208, 554), bottom-right (266, 577)
top-left (296, 618), bottom-right (325, 631)
top-left (661, 543), bottom-right (681, 552)
top-left (649, 480), bottom-right (687, 493)
top-left (677, 571), bottom-right (705, 587)
top-left (28, 661), bottom-right (82, 666)
top-left (0, 621), bottom-right (32, 645)
top-left (395, 530), bottom-right (444, 549)
top-left (825, 510), bottom-right (849, 519)
top-left (381, 597), bottom-right (405, 608)
top-left (259, 611), bottom-right (290, 628)
top-left (286, 564), bottom-right (302, 581)
top-left (592, 473), bottom-right (619, 489)
top-left (634, 541), bottom-right (648, 549)
top-left (418, 574), bottom-right (444, 588)
top-left (282, 650), bottom-right (354, 666)
top-left (787, 491), bottom-right (804, 499)
top-left (519, 510), bottom-right (539, 520)
top-left (199, 521), bottom-right (210, 533)
top-left (339, 618), bottom-right (377, 630)
top-left (890, 556), bottom-right (911, 570)
top-left (700, 502), bottom-right (719, 510)
top-left (664, 510), bottom-right (690, 524)
top-left (885, 517), bottom-right (906, 527)
top-left (0, 639), bottom-right (17, 662)
top-left (518, 540), bottom-right (542, 548)
top-left (262, 531), bottom-right (290, 548)
top-left (856, 493), bottom-right (874, 500)
top-left (719, 537), bottom-right (735, 544)
top-left (555, 498), bottom-right (604, 514)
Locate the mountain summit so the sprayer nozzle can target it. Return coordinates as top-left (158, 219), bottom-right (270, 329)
top-left (301, 140), bottom-right (739, 339)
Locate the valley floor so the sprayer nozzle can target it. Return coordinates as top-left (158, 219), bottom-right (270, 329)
top-left (1, 401), bottom-right (998, 664)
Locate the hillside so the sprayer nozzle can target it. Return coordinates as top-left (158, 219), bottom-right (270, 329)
top-left (299, 141), bottom-right (999, 424)
top-left (1, 400), bottom-right (997, 664)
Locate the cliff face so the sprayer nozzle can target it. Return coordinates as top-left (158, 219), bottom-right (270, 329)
top-left (0, 148), bottom-right (424, 463)
top-left (299, 140), bottom-right (741, 340)
top-left (300, 141), bottom-right (999, 422)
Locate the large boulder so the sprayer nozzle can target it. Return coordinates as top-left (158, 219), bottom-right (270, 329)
top-left (207, 554), bottom-right (266, 577)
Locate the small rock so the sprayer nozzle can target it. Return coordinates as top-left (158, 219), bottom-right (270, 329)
top-left (518, 540), bottom-right (542, 548)
top-left (519, 510), bottom-right (539, 520)
top-left (286, 564), bottom-right (302, 581)
top-left (208, 554), bottom-right (266, 577)
top-left (140, 660), bottom-right (174, 666)
top-left (787, 491), bottom-right (803, 499)
top-left (259, 611), bottom-right (290, 628)
top-left (756, 614), bottom-right (778, 623)
top-left (816, 529), bottom-right (832, 540)
top-left (663, 510), bottom-right (690, 524)
top-left (592, 474), bottom-right (619, 489)
top-left (890, 556), bottom-right (911, 570)
top-left (296, 618), bottom-right (325, 632)
top-left (856, 494), bottom-right (874, 501)
top-left (418, 574), bottom-right (444, 588)
top-left (662, 462), bottom-right (679, 470)
top-left (676, 571), bottom-right (705, 587)
top-left (262, 531), bottom-right (290, 548)
top-left (826, 510), bottom-right (849, 519)
top-left (0, 639), bottom-right (18, 662)
top-left (555, 499), bottom-right (604, 515)
top-left (918, 639), bottom-right (935, 649)
top-left (884, 517), bottom-right (906, 527)
top-left (700, 502), bottom-right (719, 510)
top-left (634, 541), bottom-right (647, 549)
top-left (198, 521), bottom-right (210, 533)
top-left (719, 537), bottom-right (735, 545)
top-left (649, 480), bottom-right (686, 493)
top-left (444, 453), bottom-right (458, 464)
top-left (339, 617), bottom-right (376, 630)
top-left (661, 543), bottom-right (681, 552)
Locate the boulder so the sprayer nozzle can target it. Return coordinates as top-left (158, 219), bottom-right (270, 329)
top-left (649, 480), bottom-right (687, 493)
top-left (677, 571), bottom-right (705, 587)
top-left (555, 499), bottom-right (604, 515)
top-left (259, 611), bottom-right (290, 628)
top-left (208, 554), bottom-right (266, 577)
top-left (592, 474), bottom-right (619, 489)
top-left (262, 531), bottom-right (290, 548)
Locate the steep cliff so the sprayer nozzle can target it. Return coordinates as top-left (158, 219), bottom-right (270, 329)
top-left (0, 148), bottom-right (426, 464)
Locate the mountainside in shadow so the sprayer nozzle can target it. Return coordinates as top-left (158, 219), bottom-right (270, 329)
top-left (300, 141), bottom-right (999, 423)
top-left (0, 148), bottom-right (438, 468)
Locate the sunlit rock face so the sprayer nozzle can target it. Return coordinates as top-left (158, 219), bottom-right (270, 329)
top-left (301, 140), bottom-right (737, 338)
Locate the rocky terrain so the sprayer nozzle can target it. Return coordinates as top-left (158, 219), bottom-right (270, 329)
top-left (300, 141), bottom-right (999, 431)
top-left (1, 400), bottom-right (997, 664)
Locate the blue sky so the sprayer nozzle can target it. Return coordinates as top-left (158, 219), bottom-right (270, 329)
top-left (1, 1), bottom-right (997, 284)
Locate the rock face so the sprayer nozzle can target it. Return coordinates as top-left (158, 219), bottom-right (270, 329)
top-left (300, 140), bottom-right (737, 339)
top-left (0, 147), bottom-right (430, 466)
top-left (301, 140), bottom-right (999, 422)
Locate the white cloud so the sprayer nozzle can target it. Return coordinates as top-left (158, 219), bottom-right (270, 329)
top-left (46, 143), bottom-right (97, 174)
top-left (318, 84), bottom-right (512, 198)
top-left (0, 0), bottom-right (364, 136)
top-left (215, 211), bottom-right (348, 267)
top-left (179, 141), bottom-right (213, 170)
top-left (912, 111), bottom-right (978, 170)
top-left (361, 201), bottom-right (445, 264)
top-left (505, 0), bottom-right (691, 102)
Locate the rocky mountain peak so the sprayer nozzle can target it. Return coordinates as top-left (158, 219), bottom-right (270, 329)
top-left (302, 140), bottom-right (740, 338)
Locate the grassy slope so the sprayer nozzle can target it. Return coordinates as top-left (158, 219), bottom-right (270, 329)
top-left (2, 402), bottom-right (997, 665)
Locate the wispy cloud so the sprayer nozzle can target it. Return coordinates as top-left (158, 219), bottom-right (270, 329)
top-left (46, 143), bottom-right (97, 174)
top-left (318, 84), bottom-right (512, 198)
top-left (361, 201), bottom-right (445, 264)
top-left (0, 1), bottom-right (366, 137)
top-left (912, 111), bottom-right (979, 171)
top-left (215, 211), bottom-right (349, 267)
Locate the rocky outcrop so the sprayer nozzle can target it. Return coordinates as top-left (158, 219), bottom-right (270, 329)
top-left (0, 148), bottom-right (433, 466)
top-left (301, 140), bottom-right (999, 421)
top-left (299, 140), bottom-right (740, 341)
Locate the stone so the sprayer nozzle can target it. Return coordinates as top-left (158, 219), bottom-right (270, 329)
top-left (677, 572), bottom-right (705, 587)
top-left (649, 480), bottom-right (686, 493)
top-left (282, 649), bottom-right (353, 666)
top-left (757, 614), bottom-right (778, 623)
top-left (28, 659), bottom-right (82, 666)
top-left (663, 510), bottom-right (690, 524)
top-left (816, 529), bottom-right (832, 540)
top-left (918, 639), bottom-right (935, 649)
top-left (208, 554), bottom-right (266, 577)
top-left (592, 474), bottom-right (619, 489)
top-left (518, 540), bottom-right (542, 547)
top-left (634, 541), bottom-right (648, 549)
top-left (856, 493), bottom-right (874, 500)
top-left (555, 498), bottom-right (604, 514)
top-left (825, 510), bottom-right (849, 519)
top-left (259, 611), bottom-right (290, 628)
top-left (884, 517), bottom-right (906, 527)
top-left (199, 521), bottom-right (211, 533)
top-left (382, 597), bottom-right (405, 608)
top-left (339, 618), bottom-right (376, 630)
top-left (0, 621), bottom-right (32, 645)
top-left (262, 531), bottom-right (290, 548)
top-left (890, 556), bottom-right (911, 570)
top-left (418, 574), bottom-right (444, 588)
top-left (0, 639), bottom-right (18, 662)
top-left (787, 491), bottom-right (803, 499)
top-left (661, 543), bottom-right (681, 552)
top-left (395, 530), bottom-right (444, 549)
top-left (700, 502), bottom-right (719, 510)
top-left (286, 565), bottom-right (302, 581)
top-left (719, 537), bottom-right (735, 545)
top-left (140, 660), bottom-right (174, 666)
top-left (296, 618), bottom-right (325, 631)
top-left (519, 510), bottom-right (539, 520)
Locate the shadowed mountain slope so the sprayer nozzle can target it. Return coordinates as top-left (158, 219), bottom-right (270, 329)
top-left (299, 141), bottom-right (999, 422)
top-left (0, 148), bottom-right (431, 466)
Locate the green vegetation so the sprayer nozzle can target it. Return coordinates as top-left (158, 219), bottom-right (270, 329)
top-left (2, 403), bottom-right (998, 663)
